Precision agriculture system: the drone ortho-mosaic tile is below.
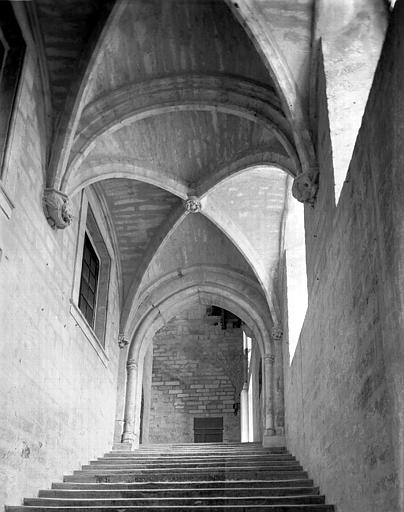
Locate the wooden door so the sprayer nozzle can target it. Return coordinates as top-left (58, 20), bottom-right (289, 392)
top-left (193, 417), bottom-right (223, 443)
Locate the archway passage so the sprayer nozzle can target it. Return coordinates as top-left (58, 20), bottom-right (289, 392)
top-left (120, 281), bottom-right (279, 449)
top-left (145, 303), bottom-right (246, 444)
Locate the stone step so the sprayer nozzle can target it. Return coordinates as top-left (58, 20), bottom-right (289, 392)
top-left (75, 465), bottom-right (303, 475)
top-left (111, 447), bottom-right (286, 452)
top-left (7, 506), bottom-right (335, 511)
top-left (39, 487), bottom-right (320, 498)
top-left (7, 443), bottom-right (333, 512)
top-left (105, 452), bottom-right (289, 458)
top-left (135, 443), bottom-right (264, 449)
top-left (107, 448), bottom-right (287, 456)
top-left (24, 496), bottom-right (326, 507)
top-left (64, 470), bottom-right (309, 483)
top-left (99, 454), bottom-right (296, 462)
top-left (83, 461), bottom-right (302, 470)
top-left (52, 479), bottom-right (315, 490)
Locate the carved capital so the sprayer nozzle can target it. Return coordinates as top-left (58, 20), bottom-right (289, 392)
top-left (43, 188), bottom-right (73, 229)
top-left (126, 359), bottom-right (138, 372)
top-left (118, 333), bottom-right (129, 349)
top-left (264, 354), bottom-right (275, 365)
top-left (271, 326), bottom-right (283, 341)
top-left (292, 171), bottom-right (318, 205)
top-left (185, 196), bottom-right (201, 213)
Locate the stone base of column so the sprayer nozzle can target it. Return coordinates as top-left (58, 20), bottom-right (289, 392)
top-left (262, 433), bottom-right (286, 448)
top-left (112, 441), bottom-right (136, 451)
top-left (120, 431), bottom-right (139, 450)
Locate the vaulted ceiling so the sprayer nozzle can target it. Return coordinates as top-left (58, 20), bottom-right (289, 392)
top-left (26, 0), bottom-right (315, 334)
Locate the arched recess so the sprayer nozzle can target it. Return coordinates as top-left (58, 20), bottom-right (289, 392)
top-left (117, 268), bottom-right (284, 448)
top-left (54, 74), bottom-right (300, 193)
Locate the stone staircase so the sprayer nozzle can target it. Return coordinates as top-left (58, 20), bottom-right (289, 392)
top-left (6, 442), bottom-right (334, 511)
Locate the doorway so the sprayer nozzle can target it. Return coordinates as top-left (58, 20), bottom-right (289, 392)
top-left (193, 417), bottom-right (223, 443)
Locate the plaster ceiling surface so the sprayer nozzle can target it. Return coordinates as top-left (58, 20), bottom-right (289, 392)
top-left (98, 178), bottom-right (181, 296)
top-left (84, 0), bottom-right (277, 105)
top-left (203, 167), bottom-right (288, 289)
top-left (34, 0), bottom-right (115, 121)
top-left (85, 111), bottom-right (286, 187)
top-left (227, 0), bottom-right (313, 102)
top-left (140, 212), bottom-right (256, 293)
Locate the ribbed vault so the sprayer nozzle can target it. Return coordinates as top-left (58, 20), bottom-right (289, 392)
top-left (29, 0), bottom-right (315, 341)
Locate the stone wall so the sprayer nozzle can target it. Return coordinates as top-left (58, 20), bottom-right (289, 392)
top-left (0, 51), bottom-right (120, 507)
top-left (148, 305), bottom-right (243, 443)
top-left (284, 5), bottom-right (404, 512)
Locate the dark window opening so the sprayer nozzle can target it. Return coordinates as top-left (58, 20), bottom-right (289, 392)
top-left (0, 2), bottom-right (25, 176)
top-left (79, 233), bottom-right (100, 328)
top-left (206, 306), bottom-right (242, 330)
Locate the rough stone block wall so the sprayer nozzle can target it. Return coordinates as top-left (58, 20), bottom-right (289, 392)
top-left (149, 304), bottom-right (243, 443)
top-left (0, 52), bottom-right (120, 508)
top-left (284, 6), bottom-right (404, 512)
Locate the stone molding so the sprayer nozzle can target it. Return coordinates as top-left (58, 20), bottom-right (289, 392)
top-left (0, 181), bottom-right (15, 220)
top-left (69, 300), bottom-right (109, 367)
top-left (292, 171), bottom-right (318, 205)
top-left (126, 359), bottom-right (138, 372)
top-left (264, 354), bottom-right (275, 364)
top-left (184, 196), bottom-right (201, 213)
top-left (43, 188), bottom-right (73, 229)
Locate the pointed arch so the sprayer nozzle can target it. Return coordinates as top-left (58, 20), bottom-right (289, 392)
top-left (59, 74), bottom-right (300, 192)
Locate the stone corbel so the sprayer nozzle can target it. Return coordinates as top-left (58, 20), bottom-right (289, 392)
top-left (43, 188), bottom-right (73, 229)
top-left (118, 333), bottom-right (129, 349)
top-left (184, 196), bottom-right (201, 213)
top-left (292, 171), bottom-right (319, 206)
top-left (271, 326), bottom-right (283, 342)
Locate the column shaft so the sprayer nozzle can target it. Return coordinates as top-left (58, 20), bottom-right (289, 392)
top-left (122, 359), bottom-right (139, 445)
top-left (263, 353), bottom-right (275, 436)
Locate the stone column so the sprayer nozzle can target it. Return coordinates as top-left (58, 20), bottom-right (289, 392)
top-left (122, 359), bottom-right (140, 445)
top-left (272, 327), bottom-right (285, 435)
top-left (113, 335), bottom-right (130, 444)
top-left (140, 344), bottom-right (153, 444)
top-left (240, 383), bottom-right (249, 442)
top-left (263, 353), bottom-right (276, 437)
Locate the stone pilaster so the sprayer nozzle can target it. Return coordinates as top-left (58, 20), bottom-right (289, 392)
top-left (272, 326), bottom-right (285, 435)
top-left (263, 353), bottom-right (276, 437)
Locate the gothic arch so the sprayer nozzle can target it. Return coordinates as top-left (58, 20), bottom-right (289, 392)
top-left (125, 266), bottom-right (273, 358)
top-left (120, 276), bottom-right (279, 446)
top-left (57, 74), bottom-right (300, 193)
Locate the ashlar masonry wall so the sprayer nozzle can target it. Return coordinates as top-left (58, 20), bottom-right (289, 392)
top-left (149, 304), bottom-right (243, 443)
top-left (0, 50), bottom-right (120, 508)
top-left (284, 5), bottom-right (404, 512)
